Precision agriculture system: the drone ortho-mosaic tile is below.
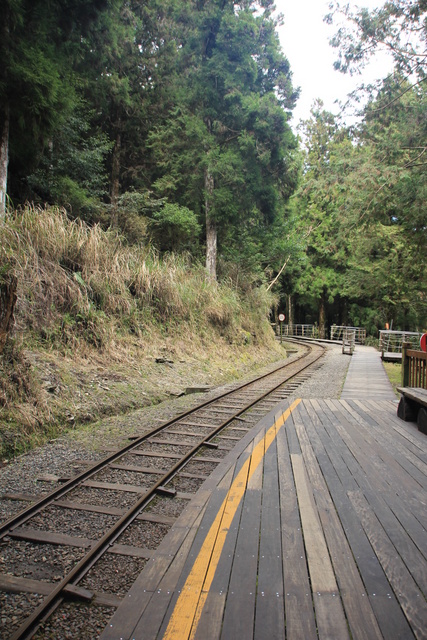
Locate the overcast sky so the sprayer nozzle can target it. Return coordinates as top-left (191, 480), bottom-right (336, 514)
top-left (274, 0), bottom-right (394, 128)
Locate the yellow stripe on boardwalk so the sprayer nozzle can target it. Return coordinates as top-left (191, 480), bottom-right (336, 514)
top-left (163, 399), bottom-right (301, 640)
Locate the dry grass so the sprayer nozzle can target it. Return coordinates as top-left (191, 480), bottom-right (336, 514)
top-left (0, 205), bottom-right (281, 459)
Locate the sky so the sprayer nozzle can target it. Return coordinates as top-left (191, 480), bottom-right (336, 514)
top-left (273, 0), bottom-right (394, 128)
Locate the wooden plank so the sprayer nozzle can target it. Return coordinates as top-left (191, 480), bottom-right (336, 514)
top-left (276, 415), bottom-right (317, 639)
top-left (1, 492), bottom-right (38, 502)
top-left (108, 544), bottom-right (154, 558)
top-left (329, 399), bottom-right (427, 535)
top-left (299, 400), bottom-right (388, 639)
top-left (11, 527), bottom-right (93, 548)
top-left (147, 439), bottom-right (194, 447)
top-left (110, 464), bottom-right (166, 474)
top-left (290, 451), bottom-right (350, 640)
top-left (192, 593), bottom-right (226, 640)
top-left (166, 429), bottom-right (207, 438)
top-left (0, 574), bottom-right (52, 596)
top-left (363, 399), bottom-right (427, 465)
top-left (397, 387), bottom-right (427, 407)
top-left (177, 421), bottom-right (219, 429)
top-left (53, 499), bottom-right (124, 516)
top-left (179, 472), bottom-right (208, 480)
top-left (360, 400), bottom-right (427, 509)
top-left (314, 399), bottom-right (420, 637)
top-left (63, 583), bottom-right (93, 602)
top-left (349, 489), bottom-right (427, 639)
top-left (136, 512), bottom-right (176, 526)
top-left (0, 573), bottom-right (122, 608)
top-left (331, 399), bottom-right (427, 507)
top-left (92, 592), bottom-right (122, 608)
top-left (220, 431), bottom-right (264, 639)
top-left (254, 435), bottom-right (286, 640)
top-left (129, 450), bottom-right (181, 459)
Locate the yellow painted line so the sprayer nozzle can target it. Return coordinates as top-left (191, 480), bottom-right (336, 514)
top-left (163, 398), bottom-right (301, 640)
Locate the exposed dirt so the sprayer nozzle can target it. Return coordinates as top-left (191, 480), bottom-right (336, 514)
top-left (1, 333), bottom-right (294, 462)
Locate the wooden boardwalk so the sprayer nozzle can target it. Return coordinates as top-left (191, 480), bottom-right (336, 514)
top-left (102, 350), bottom-right (427, 640)
top-left (341, 346), bottom-right (397, 400)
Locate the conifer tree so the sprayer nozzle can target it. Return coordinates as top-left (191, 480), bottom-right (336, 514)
top-left (0, 0), bottom-right (112, 215)
top-left (149, 0), bottom-right (298, 279)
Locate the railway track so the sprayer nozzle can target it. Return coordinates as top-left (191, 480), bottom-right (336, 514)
top-left (0, 341), bottom-right (325, 639)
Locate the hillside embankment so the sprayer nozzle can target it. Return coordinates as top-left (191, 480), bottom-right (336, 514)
top-left (0, 205), bottom-right (285, 460)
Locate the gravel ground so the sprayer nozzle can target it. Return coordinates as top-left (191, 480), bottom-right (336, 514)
top-left (0, 342), bottom-right (351, 639)
top-left (0, 343), bottom-right (348, 523)
top-left (33, 602), bottom-right (116, 640)
top-left (287, 343), bottom-right (351, 400)
top-left (80, 555), bottom-right (148, 597)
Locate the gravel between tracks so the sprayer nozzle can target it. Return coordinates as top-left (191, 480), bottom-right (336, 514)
top-left (0, 343), bottom-right (351, 639)
top-left (286, 343), bottom-right (351, 400)
top-left (0, 344), bottom-right (349, 524)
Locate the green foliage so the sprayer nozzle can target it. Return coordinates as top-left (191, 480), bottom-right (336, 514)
top-left (6, 0), bottom-right (425, 337)
top-left (26, 102), bottom-right (112, 214)
top-left (149, 203), bottom-right (201, 253)
top-left (2, 0), bottom-right (115, 195)
top-left (327, 0), bottom-right (427, 80)
top-left (279, 1), bottom-right (427, 334)
top-left (148, 0), bottom-right (298, 271)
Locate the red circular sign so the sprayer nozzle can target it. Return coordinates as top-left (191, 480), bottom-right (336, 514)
top-left (421, 333), bottom-right (427, 352)
top-left (278, 314), bottom-right (285, 322)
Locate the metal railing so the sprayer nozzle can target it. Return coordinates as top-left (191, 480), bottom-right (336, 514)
top-left (280, 324), bottom-right (320, 338)
top-left (342, 328), bottom-right (356, 355)
top-left (330, 325), bottom-right (366, 344)
top-left (379, 330), bottom-right (422, 356)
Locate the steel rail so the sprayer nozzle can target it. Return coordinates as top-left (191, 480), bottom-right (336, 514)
top-left (5, 342), bottom-right (325, 640)
top-left (0, 342), bottom-right (316, 539)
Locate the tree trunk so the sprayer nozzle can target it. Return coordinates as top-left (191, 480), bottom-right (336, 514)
top-left (287, 294), bottom-right (293, 331)
top-left (319, 292), bottom-right (326, 339)
top-left (205, 167), bottom-right (217, 280)
top-left (110, 125), bottom-right (122, 227)
top-left (0, 103), bottom-right (10, 218)
top-left (0, 273), bottom-right (17, 354)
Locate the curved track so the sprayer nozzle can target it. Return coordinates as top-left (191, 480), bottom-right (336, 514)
top-left (0, 341), bottom-right (325, 639)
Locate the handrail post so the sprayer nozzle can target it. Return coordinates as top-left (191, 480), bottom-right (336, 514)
top-left (402, 341), bottom-right (410, 387)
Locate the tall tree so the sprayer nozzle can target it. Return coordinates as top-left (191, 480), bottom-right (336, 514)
top-left (338, 78), bottom-right (427, 329)
top-left (291, 102), bottom-right (353, 334)
top-left (0, 0), bottom-right (112, 215)
top-left (327, 0), bottom-right (427, 81)
top-left (149, 0), bottom-right (298, 279)
top-left (79, 0), bottom-right (179, 226)
top-left (323, 0), bottom-right (427, 329)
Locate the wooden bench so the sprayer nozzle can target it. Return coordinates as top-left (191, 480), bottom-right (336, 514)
top-left (397, 386), bottom-right (427, 435)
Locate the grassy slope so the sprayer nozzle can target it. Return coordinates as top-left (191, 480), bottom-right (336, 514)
top-left (0, 206), bottom-right (285, 460)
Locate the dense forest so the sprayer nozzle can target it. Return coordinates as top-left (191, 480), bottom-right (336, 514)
top-left (1, 0), bottom-right (426, 336)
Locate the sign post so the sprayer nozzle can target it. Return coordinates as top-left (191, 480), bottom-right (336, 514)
top-left (278, 313), bottom-right (285, 344)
